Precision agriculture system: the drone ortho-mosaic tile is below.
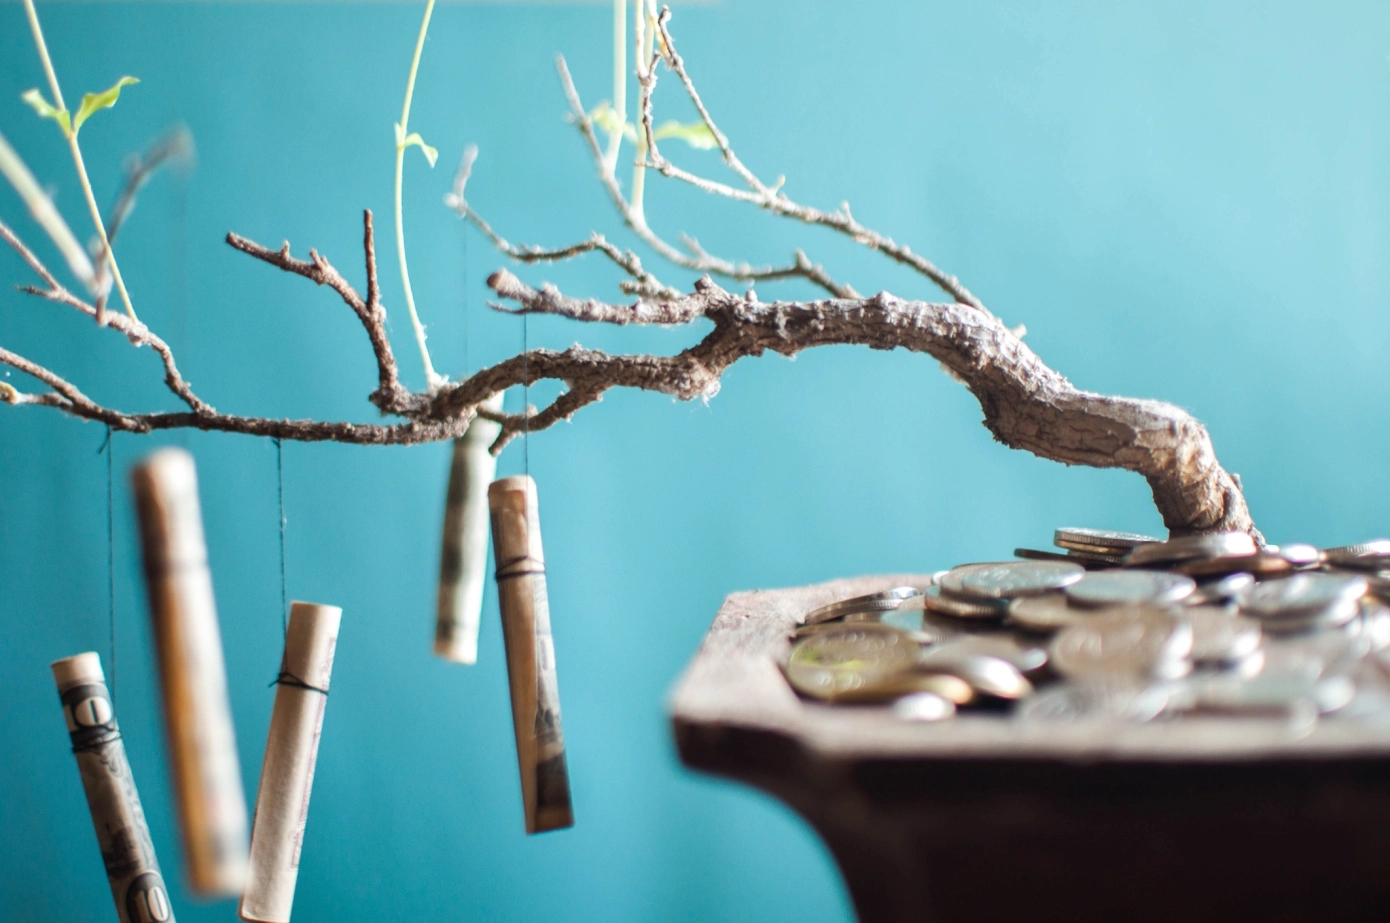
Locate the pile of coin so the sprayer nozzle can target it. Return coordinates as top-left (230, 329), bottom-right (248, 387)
top-left (783, 531), bottom-right (1390, 724)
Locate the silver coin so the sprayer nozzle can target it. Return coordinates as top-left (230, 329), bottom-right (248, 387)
top-left (1065, 570), bottom-right (1196, 608)
top-left (1007, 592), bottom-right (1086, 632)
top-left (1193, 673), bottom-right (1354, 715)
top-left (891, 691), bottom-right (956, 722)
top-left (1183, 606), bottom-right (1262, 664)
top-left (1178, 552), bottom-right (1286, 579)
top-left (938, 561), bottom-right (1084, 600)
top-left (922, 586), bottom-right (1009, 620)
top-left (1186, 572), bottom-right (1255, 605)
top-left (1014, 679), bottom-right (1172, 723)
top-left (1358, 599), bottom-right (1390, 653)
top-left (1325, 539), bottom-right (1390, 570)
top-left (1054, 527), bottom-right (1161, 551)
top-left (1125, 531), bottom-right (1257, 567)
top-left (803, 586), bottom-right (920, 626)
top-left (1261, 627), bottom-right (1370, 679)
top-left (1257, 598), bottom-right (1361, 635)
top-left (1238, 572), bottom-right (1368, 620)
top-left (921, 635), bottom-right (1048, 675)
top-left (1056, 539), bottom-right (1136, 556)
top-left (857, 604), bottom-right (952, 647)
top-left (920, 652), bottom-right (1033, 700)
top-left (1275, 543), bottom-right (1324, 568)
top-left (1050, 607), bottom-right (1194, 680)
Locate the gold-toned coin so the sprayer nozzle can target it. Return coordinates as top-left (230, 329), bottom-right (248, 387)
top-left (833, 670), bottom-right (975, 705)
top-left (784, 623), bottom-right (920, 702)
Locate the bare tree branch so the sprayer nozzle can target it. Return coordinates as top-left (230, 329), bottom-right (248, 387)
top-left (226, 211), bottom-right (417, 415)
top-left (644, 6), bottom-right (985, 314)
top-left (2, 217), bottom-right (208, 414)
top-left (472, 272), bottom-right (1256, 538)
top-left (554, 55), bottom-right (858, 300)
top-left (90, 125), bottom-right (195, 318)
top-left (0, 18), bottom-right (1260, 542)
top-left (445, 156), bottom-right (679, 301)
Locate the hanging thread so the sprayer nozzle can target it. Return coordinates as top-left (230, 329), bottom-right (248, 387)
top-left (274, 437), bottom-right (287, 635)
top-left (461, 218), bottom-right (469, 377)
top-left (99, 425), bottom-right (115, 705)
top-left (269, 671), bottom-right (330, 697)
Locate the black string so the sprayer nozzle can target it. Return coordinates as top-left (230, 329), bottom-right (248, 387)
top-left (99, 426), bottom-right (115, 705)
top-left (269, 671), bottom-right (329, 696)
top-left (71, 725), bottom-right (122, 754)
top-left (274, 437), bottom-right (287, 635)
top-left (495, 554), bottom-right (546, 581)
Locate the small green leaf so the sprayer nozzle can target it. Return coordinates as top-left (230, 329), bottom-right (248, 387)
top-left (72, 76), bottom-right (139, 134)
top-left (652, 120), bottom-right (717, 150)
top-left (590, 101), bottom-right (637, 143)
top-left (395, 124), bottom-right (438, 167)
top-left (21, 88), bottom-right (70, 134)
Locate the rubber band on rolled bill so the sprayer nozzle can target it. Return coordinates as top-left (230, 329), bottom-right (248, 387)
top-left (489, 475), bottom-right (574, 834)
top-left (435, 392), bottom-right (504, 664)
top-left (53, 651), bottom-right (176, 923)
top-left (131, 446), bottom-right (249, 897)
top-left (240, 601), bottom-right (341, 923)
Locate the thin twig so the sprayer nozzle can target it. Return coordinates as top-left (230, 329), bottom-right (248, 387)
top-left (555, 55), bottom-right (858, 299)
top-left (103, 126), bottom-right (193, 252)
top-left (226, 211), bottom-right (414, 413)
top-left (446, 161), bottom-right (678, 300)
top-left (642, 6), bottom-right (985, 313)
top-left (1, 217), bottom-right (206, 412)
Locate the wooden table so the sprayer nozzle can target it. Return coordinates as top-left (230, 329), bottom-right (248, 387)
top-left (669, 574), bottom-right (1390, 923)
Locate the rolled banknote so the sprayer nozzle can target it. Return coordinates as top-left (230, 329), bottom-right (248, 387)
top-left (52, 652), bottom-right (175, 923)
top-left (240, 601), bottom-right (341, 923)
top-left (488, 475), bottom-right (574, 834)
top-left (131, 447), bottom-right (249, 897)
top-left (435, 393), bottom-right (504, 664)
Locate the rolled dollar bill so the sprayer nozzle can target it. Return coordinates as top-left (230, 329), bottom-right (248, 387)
top-left (240, 601), bottom-right (341, 923)
top-left (435, 393), bottom-right (504, 664)
top-left (488, 475), bottom-right (574, 834)
top-left (52, 651), bottom-right (176, 923)
top-left (131, 447), bottom-right (249, 897)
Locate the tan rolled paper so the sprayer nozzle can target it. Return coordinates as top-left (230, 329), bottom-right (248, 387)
top-left (435, 393), bottom-right (504, 663)
top-left (488, 475), bottom-right (574, 834)
top-left (131, 447), bottom-right (250, 896)
top-left (53, 652), bottom-right (176, 923)
top-left (240, 601), bottom-right (341, 923)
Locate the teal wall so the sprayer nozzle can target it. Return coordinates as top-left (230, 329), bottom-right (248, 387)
top-left (2, 2), bottom-right (1387, 921)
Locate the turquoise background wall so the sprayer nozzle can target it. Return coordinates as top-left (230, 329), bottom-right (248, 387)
top-left (1, 2), bottom-right (1387, 920)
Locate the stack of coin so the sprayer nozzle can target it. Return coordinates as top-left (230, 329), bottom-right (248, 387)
top-left (782, 529), bottom-right (1390, 725)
